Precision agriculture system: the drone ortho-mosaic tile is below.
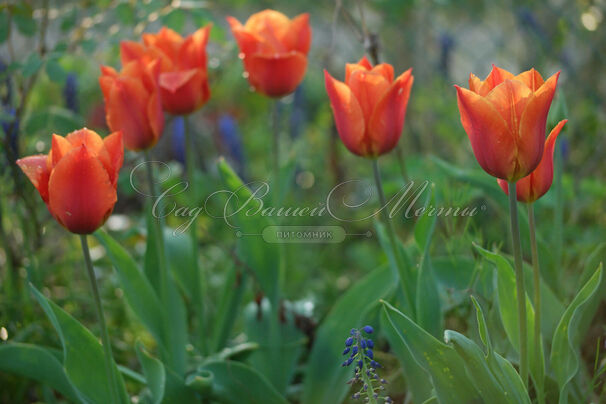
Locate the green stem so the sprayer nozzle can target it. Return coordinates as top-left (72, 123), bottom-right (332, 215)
top-left (508, 182), bottom-right (528, 387)
top-left (528, 203), bottom-right (544, 402)
top-left (80, 235), bottom-right (118, 403)
top-left (184, 118), bottom-right (207, 355)
top-left (272, 100), bottom-right (280, 206)
top-left (372, 159), bottom-right (415, 315)
top-left (143, 151), bottom-right (168, 308)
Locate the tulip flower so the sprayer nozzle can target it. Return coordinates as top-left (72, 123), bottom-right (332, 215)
top-left (498, 119), bottom-right (567, 203)
top-left (121, 25), bottom-right (211, 115)
top-left (324, 56), bottom-right (414, 157)
top-left (99, 60), bottom-right (164, 151)
top-left (455, 65), bottom-right (559, 181)
top-left (227, 10), bottom-right (311, 97)
top-left (17, 128), bottom-right (123, 234)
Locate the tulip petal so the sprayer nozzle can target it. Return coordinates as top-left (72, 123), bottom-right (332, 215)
top-left (120, 41), bottom-right (147, 65)
top-left (245, 51), bottom-right (307, 97)
top-left (455, 85), bottom-right (516, 179)
top-left (485, 79), bottom-right (533, 135)
top-left (50, 134), bottom-right (73, 168)
top-left (180, 25), bottom-right (211, 70)
top-left (368, 69), bottom-right (413, 155)
top-left (102, 131), bottom-right (124, 186)
top-left (284, 13), bottom-right (311, 53)
top-left (324, 70), bottom-right (367, 156)
top-left (143, 27), bottom-right (183, 61)
top-left (347, 69), bottom-right (392, 122)
top-left (16, 155), bottom-right (51, 202)
top-left (516, 72), bottom-right (559, 177)
top-left (514, 68), bottom-right (544, 91)
top-left (48, 145), bottom-right (117, 234)
top-left (371, 63), bottom-right (394, 83)
top-left (158, 69), bottom-right (209, 114)
top-left (243, 9), bottom-right (291, 52)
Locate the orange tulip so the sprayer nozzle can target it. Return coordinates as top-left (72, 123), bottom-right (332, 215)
top-left (227, 10), bottom-right (311, 97)
top-left (498, 120), bottom-right (567, 203)
top-left (324, 56), bottom-right (414, 157)
top-left (99, 60), bottom-right (164, 151)
top-left (17, 129), bottom-right (123, 234)
top-left (121, 25), bottom-right (212, 115)
top-left (455, 65), bottom-right (559, 182)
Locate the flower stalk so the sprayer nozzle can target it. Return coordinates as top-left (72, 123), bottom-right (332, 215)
top-left (508, 181), bottom-right (528, 387)
top-left (528, 202), bottom-right (544, 401)
top-left (79, 235), bottom-right (118, 403)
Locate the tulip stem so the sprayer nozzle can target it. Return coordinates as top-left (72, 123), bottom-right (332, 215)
top-left (508, 182), bottom-right (528, 388)
top-left (272, 100), bottom-right (280, 205)
top-left (80, 234), bottom-right (118, 403)
top-left (528, 203), bottom-right (544, 402)
top-left (184, 118), bottom-right (207, 356)
top-left (143, 151), bottom-right (169, 308)
top-left (372, 159), bottom-right (415, 315)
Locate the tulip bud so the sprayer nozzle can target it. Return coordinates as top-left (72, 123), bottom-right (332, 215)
top-left (121, 25), bottom-right (212, 115)
top-left (17, 129), bottom-right (124, 234)
top-left (455, 65), bottom-right (559, 182)
top-left (227, 10), bottom-right (311, 98)
top-left (498, 120), bottom-right (567, 203)
top-left (99, 60), bottom-right (164, 151)
top-left (324, 57), bottom-right (414, 158)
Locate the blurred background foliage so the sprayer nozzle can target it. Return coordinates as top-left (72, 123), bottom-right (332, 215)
top-left (0, 0), bottom-right (605, 402)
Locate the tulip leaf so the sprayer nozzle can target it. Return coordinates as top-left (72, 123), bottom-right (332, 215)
top-left (550, 265), bottom-right (603, 404)
top-left (136, 341), bottom-right (166, 404)
top-left (380, 310), bottom-right (433, 402)
top-left (414, 188), bottom-right (442, 337)
top-left (474, 244), bottom-right (545, 397)
top-left (0, 343), bottom-right (79, 402)
top-left (381, 300), bottom-right (483, 403)
top-left (217, 158), bottom-right (280, 301)
top-left (199, 360), bottom-right (288, 404)
top-left (30, 284), bottom-right (129, 404)
top-left (95, 230), bottom-right (166, 350)
top-left (301, 264), bottom-right (396, 404)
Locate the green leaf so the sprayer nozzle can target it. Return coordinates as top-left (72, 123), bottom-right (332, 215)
top-left (199, 360), bottom-right (288, 404)
top-left (0, 343), bottom-right (79, 402)
top-left (21, 53), bottom-right (43, 78)
top-left (301, 265), bottom-right (396, 404)
top-left (474, 244), bottom-right (545, 396)
top-left (45, 59), bottom-right (67, 82)
top-left (0, 10), bottom-right (9, 43)
top-left (23, 106), bottom-right (84, 135)
top-left (161, 8), bottom-right (186, 31)
top-left (217, 158), bottom-right (280, 300)
top-left (115, 3), bottom-right (135, 25)
top-left (550, 265), bottom-right (603, 404)
top-left (414, 189), bottom-right (442, 337)
top-left (381, 301), bottom-right (482, 403)
top-left (471, 297), bottom-right (531, 404)
top-left (13, 5), bottom-right (36, 37)
top-left (30, 284), bottom-right (129, 404)
top-left (380, 312), bottom-right (433, 402)
top-left (243, 299), bottom-right (305, 395)
top-left (136, 341), bottom-right (165, 404)
top-left (95, 230), bottom-right (166, 350)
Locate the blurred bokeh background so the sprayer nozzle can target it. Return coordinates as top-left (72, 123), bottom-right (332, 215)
top-left (1, 0), bottom-right (605, 402)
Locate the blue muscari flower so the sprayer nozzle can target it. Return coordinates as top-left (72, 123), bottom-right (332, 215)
top-left (363, 325), bottom-right (374, 334)
top-left (345, 337), bottom-right (354, 347)
top-left (63, 73), bottom-right (78, 113)
top-left (365, 349), bottom-right (373, 359)
top-left (351, 346), bottom-right (358, 356)
top-left (361, 339), bottom-right (367, 349)
top-left (289, 86), bottom-right (305, 139)
top-left (357, 360), bottom-right (363, 369)
top-left (366, 339), bottom-right (374, 348)
top-left (1, 107), bottom-right (19, 155)
top-left (350, 328), bottom-right (356, 335)
top-left (343, 347), bottom-right (350, 355)
top-left (218, 114), bottom-right (245, 176)
top-left (171, 116), bottom-right (186, 164)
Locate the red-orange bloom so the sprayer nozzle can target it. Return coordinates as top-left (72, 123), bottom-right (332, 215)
top-left (99, 60), bottom-right (164, 151)
top-left (227, 10), bottom-right (311, 97)
top-left (121, 25), bottom-right (212, 115)
top-left (455, 65), bottom-right (559, 182)
top-left (324, 56), bottom-right (414, 157)
top-left (498, 120), bottom-right (567, 203)
top-left (17, 129), bottom-right (124, 234)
